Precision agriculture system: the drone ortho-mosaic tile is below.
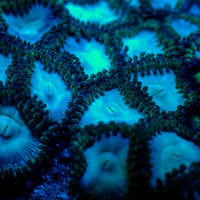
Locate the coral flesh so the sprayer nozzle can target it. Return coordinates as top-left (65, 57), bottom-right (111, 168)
top-left (0, 0), bottom-right (200, 199)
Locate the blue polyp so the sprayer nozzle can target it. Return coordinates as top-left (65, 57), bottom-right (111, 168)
top-left (64, 1), bottom-right (119, 24)
top-left (196, 51), bottom-right (200, 58)
top-left (0, 54), bottom-right (12, 85)
top-left (79, 89), bottom-right (143, 126)
top-left (2, 3), bottom-right (60, 43)
top-left (130, 0), bottom-right (140, 7)
top-left (0, 106), bottom-right (40, 167)
top-left (151, 0), bottom-right (179, 9)
top-left (189, 4), bottom-right (200, 16)
top-left (81, 133), bottom-right (129, 199)
top-left (138, 70), bottom-right (186, 112)
top-left (123, 30), bottom-right (164, 58)
top-left (149, 132), bottom-right (200, 186)
top-left (171, 18), bottom-right (199, 37)
top-left (30, 62), bottom-right (72, 122)
top-left (64, 37), bottom-right (110, 76)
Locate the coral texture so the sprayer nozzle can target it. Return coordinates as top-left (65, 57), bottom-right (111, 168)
top-left (0, 0), bottom-right (200, 199)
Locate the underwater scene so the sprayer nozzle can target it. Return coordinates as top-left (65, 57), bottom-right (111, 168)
top-left (1, 0), bottom-right (200, 199)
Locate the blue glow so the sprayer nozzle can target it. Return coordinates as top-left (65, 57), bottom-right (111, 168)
top-left (138, 70), bottom-right (186, 111)
top-left (2, 4), bottom-right (60, 43)
top-left (64, 37), bottom-right (110, 76)
top-left (123, 30), bottom-right (163, 57)
top-left (189, 4), bottom-right (200, 16)
top-left (130, 0), bottom-right (139, 7)
top-left (171, 18), bottom-right (199, 37)
top-left (150, 132), bottom-right (200, 186)
top-left (79, 89), bottom-right (143, 126)
top-left (0, 54), bottom-right (12, 85)
top-left (151, 0), bottom-right (179, 9)
top-left (81, 133), bottom-right (129, 198)
top-left (65, 1), bottom-right (119, 24)
top-left (30, 62), bottom-right (72, 122)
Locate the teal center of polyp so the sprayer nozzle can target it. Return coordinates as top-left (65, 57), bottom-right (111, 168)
top-left (99, 152), bottom-right (118, 173)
